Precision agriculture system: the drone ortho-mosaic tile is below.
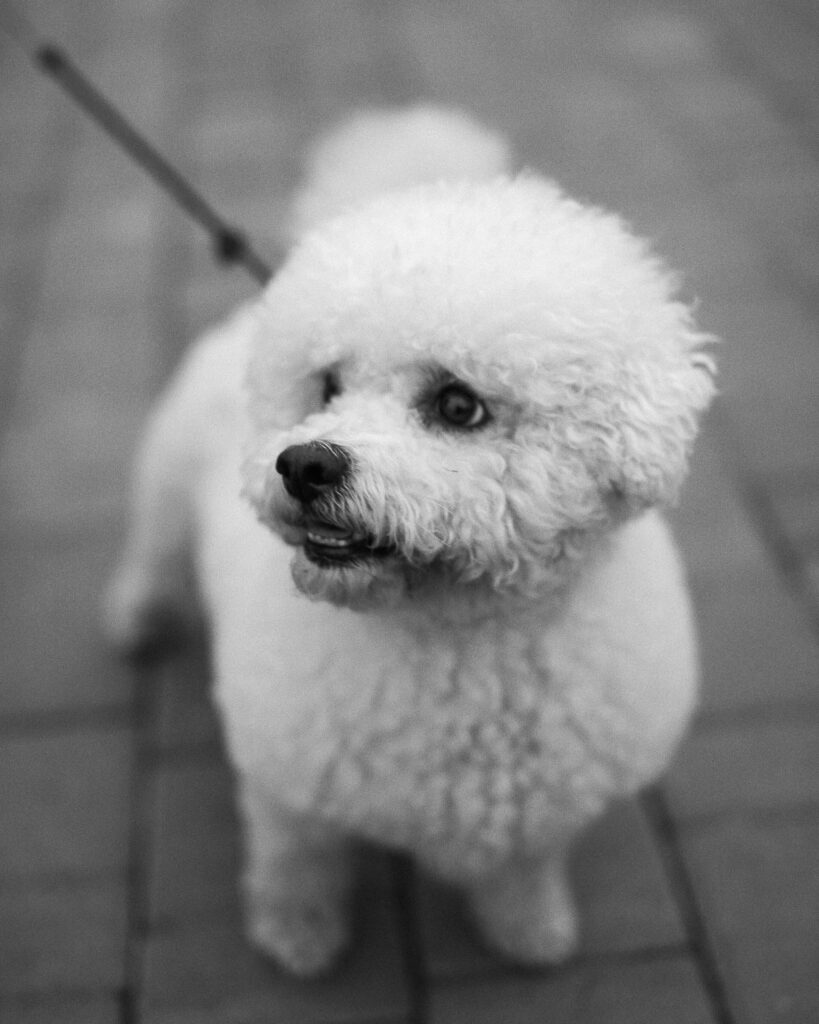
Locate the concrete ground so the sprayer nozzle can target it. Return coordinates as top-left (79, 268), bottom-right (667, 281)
top-left (1, 1), bottom-right (818, 1021)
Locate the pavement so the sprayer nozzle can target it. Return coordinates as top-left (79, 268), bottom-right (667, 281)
top-left (1, 1), bottom-right (818, 1022)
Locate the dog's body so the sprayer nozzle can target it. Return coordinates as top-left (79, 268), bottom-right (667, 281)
top-left (107, 108), bottom-right (714, 975)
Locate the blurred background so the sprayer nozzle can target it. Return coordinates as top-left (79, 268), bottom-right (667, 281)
top-left (1, 2), bottom-right (817, 1022)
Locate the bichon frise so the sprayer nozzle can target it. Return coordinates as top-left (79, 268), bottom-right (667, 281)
top-left (106, 106), bottom-right (715, 975)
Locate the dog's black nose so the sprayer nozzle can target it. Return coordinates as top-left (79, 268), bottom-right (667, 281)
top-left (275, 442), bottom-right (352, 504)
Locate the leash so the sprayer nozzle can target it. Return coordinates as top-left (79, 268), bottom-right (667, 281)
top-left (0, 2), bottom-right (273, 285)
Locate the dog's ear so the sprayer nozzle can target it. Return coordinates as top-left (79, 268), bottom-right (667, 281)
top-left (602, 347), bottom-right (716, 513)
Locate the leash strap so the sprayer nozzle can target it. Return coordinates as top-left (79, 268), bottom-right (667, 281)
top-left (1, 2), bottom-right (272, 285)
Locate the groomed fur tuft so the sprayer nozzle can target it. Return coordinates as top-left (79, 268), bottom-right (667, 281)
top-left (289, 105), bottom-right (512, 237)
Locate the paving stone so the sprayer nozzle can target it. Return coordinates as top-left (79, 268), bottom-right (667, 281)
top-left (680, 815), bottom-right (819, 1024)
top-left (417, 800), bottom-right (683, 980)
top-left (713, 0), bottom-right (819, 91)
top-left (705, 294), bottom-right (819, 479)
top-left (0, 53), bottom-right (62, 136)
top-left (0, 879), bottom-right (127, 995)
top-left (520, 102), bottom-right (700, 221)
top-left (668, 432), bottom-right (766, 581)
top-left (16, 159), bottom-right (158, 304)
top-left (645, 203), bottom-right (769, 304)
top-left (731, 171), bottom-right (819, 289)
top-left (10, 290), bottom-right (159, 377)
top-left (0, 995), bottom-right (119, 1024)
top-left (765, 478), bottom-right (819, 555)
top-left (610, 8), bottom-right (717, 69)
top-left (413, 876), bottom-right (505, 980)
top-left (806, 556), bottom-right (819, 611)
top-left (690, 562), bottom-right (819, 714)
top-left (644, 51), bottom-right (779, 135)
top-left (186, 98), bottom-right (293, 170)
top-left (0, 97), bottom-right (167, 535)
top-left (0, 533), bottom-right (134, 717)
top-left (0, 725), bottom-right (132, 878)
top-left (706, 298), bottom-right (819, 426)
top-left (666, 719), bottom-right (819, 819)
top-left (570, 800), bottom-right (685, 956)
top-left (181, 258), bottom-right (266, 340)
top-left (428, 953), bottom-right (716, 1024)
top-left (665, 81), bottom-right (810, 190)
top-left (142, 855), bottom-right (410, 1023)
top-left (0, 383), bottom-right (151, 533)
top-left (152, 643), bottom-right (221, 752)
top-left (148, 758), bottom-right (241, 925)
top-left (722, 393), bottom-right (819, 482)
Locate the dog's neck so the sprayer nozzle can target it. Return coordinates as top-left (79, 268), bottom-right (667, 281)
top-left (379, 528), bottom-right (617, 631)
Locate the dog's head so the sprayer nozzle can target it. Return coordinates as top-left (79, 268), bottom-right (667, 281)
top-left (242, 177), bottom-right (715, 610)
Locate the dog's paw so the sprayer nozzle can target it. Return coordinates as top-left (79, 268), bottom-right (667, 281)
top-left (469, 858), bottom-right (579, 967)
top-left (473, 893), bottom-right (578, 966)
top-left (246, 899), bottom-right (350, 977)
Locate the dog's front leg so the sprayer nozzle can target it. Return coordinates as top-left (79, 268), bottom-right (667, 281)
top-left (238, 778), bottom-right (355, 976)
top-left (468, 848), bottom-right (579, 965)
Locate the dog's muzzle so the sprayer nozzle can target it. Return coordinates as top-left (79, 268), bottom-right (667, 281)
top-left (275, 441), bottom-right (389, 565)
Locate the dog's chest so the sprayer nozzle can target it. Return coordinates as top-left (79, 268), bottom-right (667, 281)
top-left (267, 618), bottom-right (626, 873)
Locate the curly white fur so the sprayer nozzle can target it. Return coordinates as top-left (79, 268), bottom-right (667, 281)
top-left (106, 106), bottom-right (715, 975)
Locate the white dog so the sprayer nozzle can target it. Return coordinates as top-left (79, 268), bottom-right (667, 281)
top-left (106, 107), bottom-right (715, 975)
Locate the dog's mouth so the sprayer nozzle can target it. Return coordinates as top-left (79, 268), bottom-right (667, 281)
top-left (301, 518), bottom-right (394, 566)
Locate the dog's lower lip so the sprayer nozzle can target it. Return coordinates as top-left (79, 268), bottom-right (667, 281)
top-left (300, 520), bottom-right (391, 564)
top-left (303, 539), bottom-right (380, 565)
top-left (304, 520), bottom-right (366, 546)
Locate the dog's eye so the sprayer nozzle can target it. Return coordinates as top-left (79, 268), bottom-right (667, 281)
top-left (435, 384), bottom-right (490, 429)
top-left (321, 371), bottom-right (342, 406)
